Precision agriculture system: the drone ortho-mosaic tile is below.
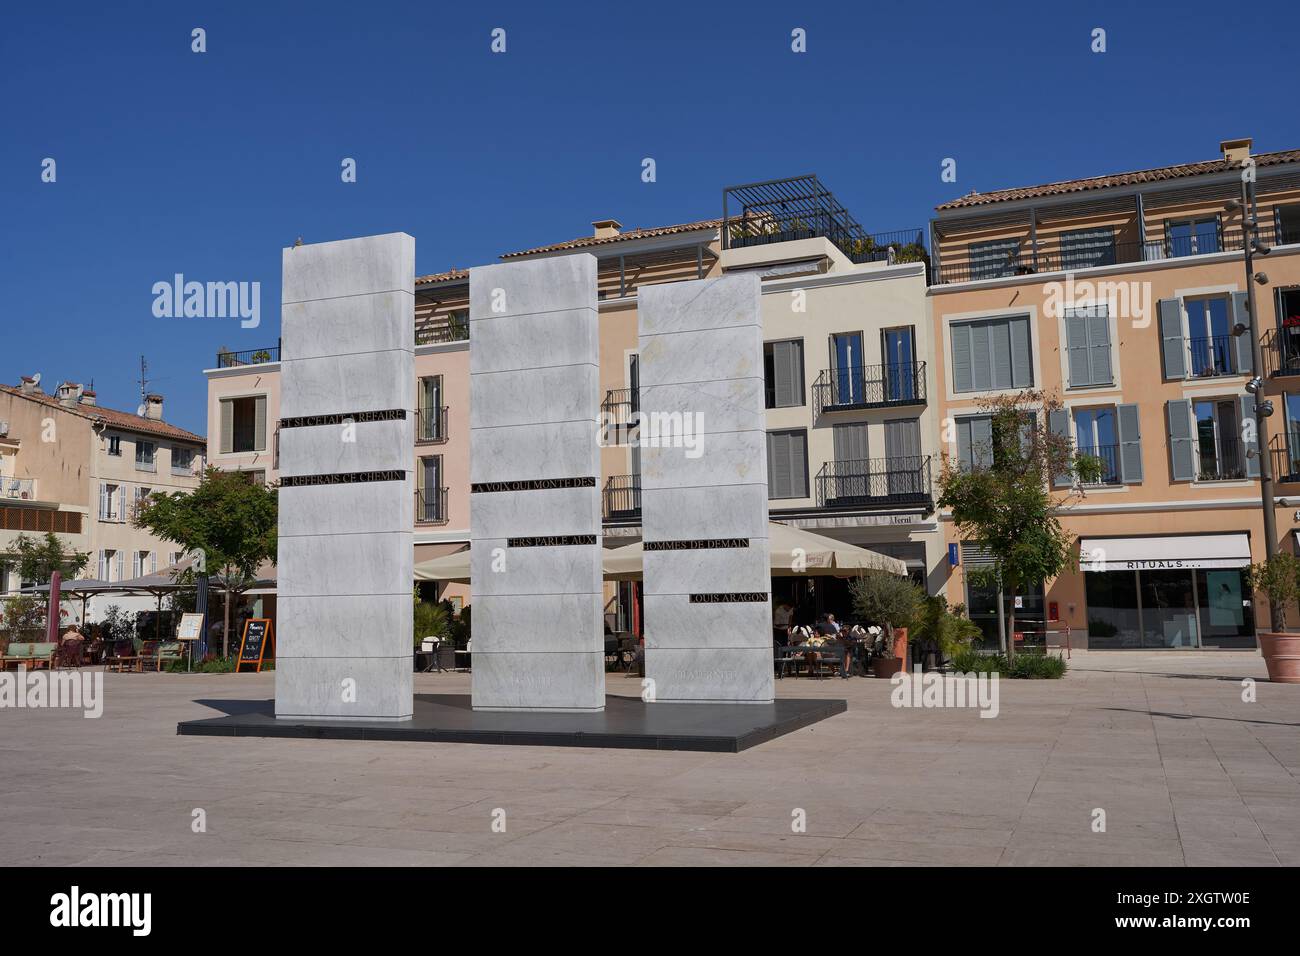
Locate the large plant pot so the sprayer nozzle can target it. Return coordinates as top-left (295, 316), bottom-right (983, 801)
top-left (1259, 632), bottom-right (1300, 684)
top-left (872, 627), bottom-right (908, 678)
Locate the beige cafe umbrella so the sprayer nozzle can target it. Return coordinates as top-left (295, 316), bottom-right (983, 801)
top-left (412, 524), bottom-right (905, 583)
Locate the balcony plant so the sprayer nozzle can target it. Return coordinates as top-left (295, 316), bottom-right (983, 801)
top-left (849, 570), bottom-right (922, 677)
top-left (1245, 553), bottom-right (1300, 683)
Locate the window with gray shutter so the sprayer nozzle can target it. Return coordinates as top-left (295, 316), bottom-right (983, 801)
top-left (832, 422), bottom-right (869, 463)
top-left (1048, 409), bottom-right (1072, 486)
top-left (951, 316), bottom-right (1033, 393)
top-left (956, 415), bottom-right (993, 471)
top-left (1158, 298), bottom-right (1187, 380)
top-left (219, 399), bottom-right (234, 454)
top-left (1167, 399), bottom-right (1195, 480)
top-left (968, 238), bottom-right (1021, 280)
top-left (767, 429), bottom-right (808, 499)
top-left (1064, 305), bottom-right (1113, 387)
top-left (1116, 403), bottom-right (1143, 483)
top-left (253, 395), bottom-right (267, 451)
top-left (764, 339), bottom-right (804, 408)
top-left (1060, 227), bottom-right (1117, 270)
top-left (885, 419), bottom-right (923, 496)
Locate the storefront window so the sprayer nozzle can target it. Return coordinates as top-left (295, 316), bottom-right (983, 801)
top-left (1084, 567), bottom-right (1254, 649)
top-left (965, 579), bottom-right (1045, 649)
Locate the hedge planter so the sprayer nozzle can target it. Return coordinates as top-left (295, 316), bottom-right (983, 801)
top-left (872, 627), bottom-right (908, 679)
top-left (1259, 632), bottom-right (1300, 684)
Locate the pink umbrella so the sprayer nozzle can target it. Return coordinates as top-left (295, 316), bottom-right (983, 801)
top-left (45, 570), bottom-right (61, 645)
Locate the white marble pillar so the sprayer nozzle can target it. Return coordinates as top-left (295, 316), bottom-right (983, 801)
top-left (275, 233), bottom-right (415, 720)
top-left (468, 254), bottom-right (604, 711)
top-left (639, 274), bottom-right (774, 703)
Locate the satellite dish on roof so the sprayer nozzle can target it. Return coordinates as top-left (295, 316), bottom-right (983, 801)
top-left (137, 404), bottom-right (148, 417)
top-left (30, 372), bottom-right (41, 386)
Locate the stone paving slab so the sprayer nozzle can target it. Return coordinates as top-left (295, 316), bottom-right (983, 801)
top-left (2, 651), bottom-right (1297, 866)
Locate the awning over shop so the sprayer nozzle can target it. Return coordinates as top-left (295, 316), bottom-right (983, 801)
top-left (1079, 534), bottom-right (1252, 572)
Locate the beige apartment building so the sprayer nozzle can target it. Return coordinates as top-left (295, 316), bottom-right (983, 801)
top-left (203, 175), bottom-right (939, 626)
top-left (0, 378), bottom-right (205, 619)
top-left (928, 138), bottom-right (1300, 649)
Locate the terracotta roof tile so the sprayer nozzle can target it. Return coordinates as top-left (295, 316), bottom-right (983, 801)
top-left (499, 218), bottom-right (721, 259)
top-left (0, 384), bottom-right (205, 443)
top-left (937, 148), bottom-right (1300, 211)
top-left (414, 268), bottom-right (469, 286)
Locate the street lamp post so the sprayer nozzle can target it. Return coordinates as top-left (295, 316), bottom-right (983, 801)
top-left (1237, 160), bottom-right (1283, 631)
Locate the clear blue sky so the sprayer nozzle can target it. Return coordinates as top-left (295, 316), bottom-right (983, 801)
top-left (4, 0), bottom-right (1298, 435)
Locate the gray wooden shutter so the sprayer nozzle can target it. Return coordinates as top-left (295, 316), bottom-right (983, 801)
top-left (989, 319), bottom-right (1012, 389)
top-left (1048, 409), bottom-right (1072, 486)
top-left (1159, 299), bottom-right (1186, 380)
top-left (885, 418), bottom-right (921, 461)
top-left (773, 340), bottom-right (802, 407)
top-left (971, 322), bottom-right (992, 390)
top-left (970, 416), bottom-right (993, 469)
top-left (767, 432), bottom-right (791, 498)
top-left (219, 399), bottom-right (233, 454)
top-left (1167, 399), bottom-right (1195, 481)
top-left (956, 418), bottom-right (973, 470)
top-left (1239, 394), bottom-right (1260, 478)
top-left (253, 396), bottom-right (267, 451)
top-left (789, 431), bottom-right (808, 497)
top-left (787, 341), bottom-right (804, 406)
top-left (1117, 403), bottom-right (1143, 483)
top-left (1010, 316), bottom-right (1032, 387)
top-left (1231, 291), bottom-right (1253, 373)
top-left (951, 323), bottom-right (974, 393)
top-left (1087, 311), bottom-right (1112, 384)
top-left (833, 422), bottom-right (869, 463)
top-left (1065, 312), bottom-right (1091, 387)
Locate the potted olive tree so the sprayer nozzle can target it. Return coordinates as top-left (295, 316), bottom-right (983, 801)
top-left (850, 570), bottom-right (922, 677)
top-left (1246, 553), bottom-right (1300, 683)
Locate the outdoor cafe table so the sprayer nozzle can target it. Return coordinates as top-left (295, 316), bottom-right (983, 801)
top-left (777, 640), bottom-right (865, 678)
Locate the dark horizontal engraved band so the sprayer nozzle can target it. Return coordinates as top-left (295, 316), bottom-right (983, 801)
top-left (645, 538), bottom-right (750, 551)
top-left (689, 592), bottom-right (770, 604)
top-left (280, 409), bottom-right (407, 428)
top-left (471, 477), bottom-right (597, 493)
top-left (281, 470), bottom-right (406, 487)
top-left (507, 535), bottom-right (599, 547)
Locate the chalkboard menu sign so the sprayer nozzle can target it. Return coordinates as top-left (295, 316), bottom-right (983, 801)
top-left (236, 618), bottom-right (274, 673)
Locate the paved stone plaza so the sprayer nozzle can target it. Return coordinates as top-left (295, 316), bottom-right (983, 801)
top-left (4, 652), bottom-right (1298, 867)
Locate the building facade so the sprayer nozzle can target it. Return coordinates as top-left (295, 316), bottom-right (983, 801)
top-left (0, 379), bottom-right (205, 619)
top-left (929, 138), bottom-right (1300, 649)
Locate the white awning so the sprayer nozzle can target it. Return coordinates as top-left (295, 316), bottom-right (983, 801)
top-left (1079, 534), bottom-right (1251, 572)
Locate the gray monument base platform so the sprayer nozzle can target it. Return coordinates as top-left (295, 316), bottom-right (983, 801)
top-left (177, 694), bottom-right (846, 753)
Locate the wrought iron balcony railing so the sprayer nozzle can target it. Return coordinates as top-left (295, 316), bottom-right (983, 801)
top-left (415, 313), bottom-right (469, 345)
top-left (1197, 437), bottom-right (1248, 482)
top-left (215, 345), bottom-right (280, 367)
top-left (602, 474), bottom-right (641, 521)
top-left (416, 405), bottom-right (448, 444)
top-left (1075, 443), bottom-right (1123, 486)
top-left (415, 487), bottom-right (449, 525)
top-left (815, 456), bottom-right (932, 509)
top-left (1263, 327), bottom-right (1300, 378)
top-left (1188, 335), bottom-right (1239, 377)
top-left (935, 225), bottom-right (1281, 285)
top-left (812, 362), bottom-right (926, 416)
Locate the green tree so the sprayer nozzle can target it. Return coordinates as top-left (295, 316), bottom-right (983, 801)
top-left (849, 570), bottom-right (923, 655)
top-left (937, 390), bottom-right (1101, 660)
top-left (1245, 553), bottom-right (1300, 633)
top-left (134, 467), bottom-right (277, 657)
top-left (2, 532), bottom-right (88, 584)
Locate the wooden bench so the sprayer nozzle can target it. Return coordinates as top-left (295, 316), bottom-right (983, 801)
top-left (1, 642), bottom-right (58, 671)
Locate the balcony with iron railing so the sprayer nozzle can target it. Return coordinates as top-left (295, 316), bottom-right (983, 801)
top-left (935, 225), bottom-right (1281, 285)
top-left (216, 345), bottom-right (280, 368)
top-left (1188, 335), bottom-right (1239, 377)
top-left (1197, 437), bottom-right (1248, 482)
top-left (415, 487), bottom-right (449, 525)
top-left (1263, 327), bottom-right (1300, 378)
top-left (815, 456), bottom-right (933, 509)
top-left (1075, 443), bottom-right (1122, 487)
top-left (1271, 432), bottom-right (1300, 483)
top-left (416, 405), bottom-right (448, 444)
top-left (603, 474), bottom-right (641, 522)
top-left (415, 312), bottom-right (469, 345)
top-left (1, 477), bottom-right (36, 500)
top-left (813, 362), bottom-right (926, 416)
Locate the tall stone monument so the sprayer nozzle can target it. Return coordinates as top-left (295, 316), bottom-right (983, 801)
top-left (468, 254), bottom-right (604, 712)
top-left (638, 274), bottom-right (774, 704)
top-left (275, 233), bottom-right (416, 720)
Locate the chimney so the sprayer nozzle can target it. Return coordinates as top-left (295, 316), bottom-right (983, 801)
top-left (592, 219), bottom-right (622, 240)
top-left (144, 393), bottom-right (164, 420)
top-left (79, 389), bottom-right (97, 407)
top-left (57, 382), bottom-right (83, 408)
top-left (1220, 137), bottom-right (1253, 164)
top-left (19, 374), bottom-right (42, 396)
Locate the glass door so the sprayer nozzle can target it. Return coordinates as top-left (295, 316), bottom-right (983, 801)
top-left (1139, 569), bottom-right (1199, 648)
top-left (831, 332), bottom-right (864, 405)
top-left (882, 327), bottom-right (915, 401)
